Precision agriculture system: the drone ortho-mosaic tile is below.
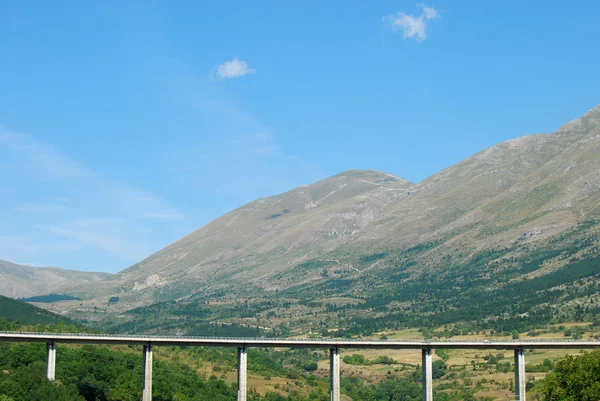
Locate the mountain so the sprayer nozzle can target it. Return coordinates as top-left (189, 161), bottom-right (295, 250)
top-left (65, 170), bottom-right (413, 301)
top-left (48, 105), bottom-right (600, 335)
top-left (0, 259), bottom-right (111, 299)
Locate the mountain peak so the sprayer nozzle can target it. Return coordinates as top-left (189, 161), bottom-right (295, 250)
top-left (332, 169), bottom-right (410, 184)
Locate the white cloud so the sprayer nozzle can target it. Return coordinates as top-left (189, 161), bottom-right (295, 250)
top-left (388, 13), bottom-right (428, 42)
top-left (36, 218), bottom-right (154, 262)
top-left (0, 128), bottom-right (183, 271)
top-left (0, 130), bottom-right (88, 180)
top-left (13, 202), bottom-right (71, 215)
top-left (418, 3), bottom-right (440, 20)
top-left (0, 129), bottom-right (182, 222)
top-left (384, 4), bottom-right (441, 42)
top-left (216, 58), bottom-right (255, 79)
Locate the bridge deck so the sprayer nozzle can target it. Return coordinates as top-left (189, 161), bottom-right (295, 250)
top-left (1, 331), bottom-right (599, 349)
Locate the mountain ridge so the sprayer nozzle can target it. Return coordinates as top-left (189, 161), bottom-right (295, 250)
top-left (0, 259), bottom-right (111, 299)
top-left (67, 105), bottom-right (600, 301)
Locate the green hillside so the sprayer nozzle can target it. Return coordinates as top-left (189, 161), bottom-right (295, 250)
top-left (92, 218), bottom-right (600, 338)
top-left (0, 342), bottom-right (244, 401)
top-left (20, 294), bottom-right (82, 303)
top-left (0, 295), bottom-right (74, 326)
top-left (0, 320), bottom-right (449, 401)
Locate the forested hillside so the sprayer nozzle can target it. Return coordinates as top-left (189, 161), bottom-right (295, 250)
top-left (2, 317), bottom-right (597, 401)
top-left (0, 327), bottom-right (451, 401)
top-left (0, 306), bottom-right (456, 401)
top-left (0, 295), bottom-right (74, 326)
top-left (0, 342), bottom-right (243, 401)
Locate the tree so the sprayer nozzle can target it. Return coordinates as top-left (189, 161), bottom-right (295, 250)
top-left (432, 360), bottom-right (447, 379)
top-left (542, 350), bottom-right (600, 400)
top-left (303, 362), bottom-right (318, 372)
top-left (0, 363), bottom-right (83, 401)
top-left (373, 377), bottom-right (420, 401)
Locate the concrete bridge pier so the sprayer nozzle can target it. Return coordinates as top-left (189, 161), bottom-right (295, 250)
top-left (330, 347), bottom-right (340, 401)
top-left (46, 342), bottom-right (56, 381)
top-left (514, 348), bottom-right (526, 401)
top-left (142, 344), bottom-right (153, 401)
top-left (237, 346), bottom-right (247, 401)
top-left (422, 348), bottom-right (433, 401)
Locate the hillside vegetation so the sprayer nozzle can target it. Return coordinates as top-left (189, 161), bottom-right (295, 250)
top-left (3, 264), bottom-right (600, 399)
top-left (3, 317), bottom-right (599, 400)
top-left (0, 295), bottom-right (75, 327)
top-left (542, 349), bottom-right (600, 400)
top-left (0, 320), bottom-right (458, 401)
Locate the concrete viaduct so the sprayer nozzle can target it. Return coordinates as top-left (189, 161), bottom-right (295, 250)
top-left (2, 332), bottom-right (600, 401)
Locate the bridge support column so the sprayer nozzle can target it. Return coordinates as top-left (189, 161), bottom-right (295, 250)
top-left (330, 347), bottom-right (340, 401)
top-left (422, 348), bottom-right (433, 401)
top-left (514, 348), bottom-right (526, 401)
top-left (142, 344), bottom-right (152, 401)
top-left (237, 346), bottom-right (247, 401)
top-left (46, 342), bottom-right (56, 381)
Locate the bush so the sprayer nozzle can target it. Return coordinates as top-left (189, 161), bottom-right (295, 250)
top-left (343, 354), bottom-right (367, 365)
top-left (303, 362), bottom-right (318, 372)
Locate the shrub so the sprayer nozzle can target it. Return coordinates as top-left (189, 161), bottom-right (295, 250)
top-left (303, 362), bottom-right (318, 372)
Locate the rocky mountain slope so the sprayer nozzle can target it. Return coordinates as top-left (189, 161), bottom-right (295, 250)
top-left (36, 105), bottom-right (600, 335)
top-left (0, 259), bottom-right (111, 298)
top-left (71, 106), bottom-right (598, 296)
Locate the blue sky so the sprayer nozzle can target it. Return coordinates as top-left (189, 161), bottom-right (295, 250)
top-left (1, 1), bottom-right (599, 273)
